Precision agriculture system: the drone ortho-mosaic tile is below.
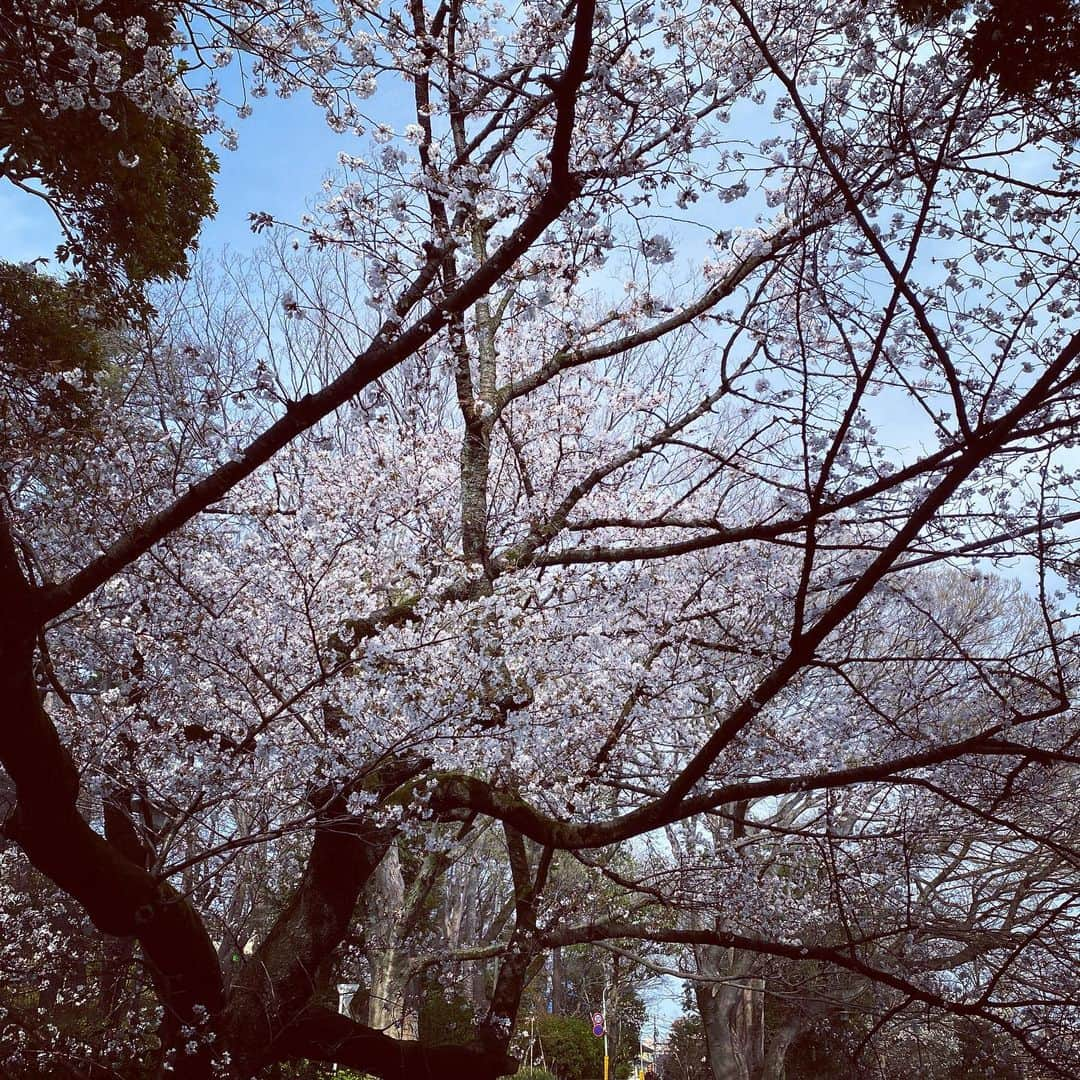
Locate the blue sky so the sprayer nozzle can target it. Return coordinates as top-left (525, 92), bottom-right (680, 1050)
top-left (204, 95), bottom-right (341, 251)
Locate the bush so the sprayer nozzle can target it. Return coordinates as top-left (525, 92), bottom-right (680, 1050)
top-left (419, 982), bottom-right (476, 1045)
top-left (535, 1016), bottom-right (605, 1080)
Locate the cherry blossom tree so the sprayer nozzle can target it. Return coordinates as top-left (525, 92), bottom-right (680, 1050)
top-left (3, 0), bottom-right (1080, 1078)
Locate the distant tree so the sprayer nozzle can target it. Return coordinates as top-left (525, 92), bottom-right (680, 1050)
top-left (663, 1014), bottom-right (711, 1080)
top-left (0, 0), bottom-right (217, 458)
top-left (418, 982), bottom-right (476, 1047)
top-left (0, 262), bottom-right (112, 443)
top-left (535, 1016), bottom-right (604, 1080)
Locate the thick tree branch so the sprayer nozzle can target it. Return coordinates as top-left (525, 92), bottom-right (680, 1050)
top-left (0, 508), bottom-right (224, 1077)
top-left (426, 706), bottom-right (1067, 849)
top-left (222, 761), bottom-right (422, 1073)
top-left (276, 1006), bottom-right (515, 1079)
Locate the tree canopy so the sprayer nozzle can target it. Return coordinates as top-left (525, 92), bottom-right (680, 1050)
top-left (2, 1), bottom-right (1080, 1079)
top-left (1, 0), bottom-right (217, 294)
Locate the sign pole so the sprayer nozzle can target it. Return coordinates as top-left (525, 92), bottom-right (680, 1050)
top-left (602, 982), bottom-right (610, 1080)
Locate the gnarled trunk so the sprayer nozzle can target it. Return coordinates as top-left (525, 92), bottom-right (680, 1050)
top-left (365, 845), bottom-right (418, 1038)
top-left (761, 1019), bottom-right (803, 1080)
top-left (693, 945), bottom-right (764, 1080)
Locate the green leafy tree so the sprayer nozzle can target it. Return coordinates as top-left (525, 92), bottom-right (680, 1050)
top-left (536, 1015), bottom-right (605, 1080)
top-left (419, 982), bottom-right (477, 1046)
top-left (0, 0), bottom-right (216, 302)
top-left (661, 1014), bottom-right (710, 1080)
top-left (0, 263), bottom-right (111, 435)
top-left (1, 0), bottom-right (217, 429)
top-left (547, 946), bottom-right (647, 1070)
top-left (783, 1018), bottom-right (856, 1080)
